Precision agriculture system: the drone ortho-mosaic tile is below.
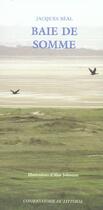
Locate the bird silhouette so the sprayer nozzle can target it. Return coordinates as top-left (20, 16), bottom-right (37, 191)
top-left (88, 68), bottom-right (98, 75)
top-left (10, 89), bottom-right (20, 94)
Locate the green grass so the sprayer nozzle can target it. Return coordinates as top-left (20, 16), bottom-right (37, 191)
top-left (0, 108), bottom-right (103, 210)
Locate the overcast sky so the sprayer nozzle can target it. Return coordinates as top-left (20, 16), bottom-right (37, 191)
top-left (0, 0), bottom-right (103, 26)
top-left (0, 0), bottom-right (103, 49)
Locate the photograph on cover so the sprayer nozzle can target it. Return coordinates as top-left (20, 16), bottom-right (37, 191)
top-left (0, 0), bottom-right (103, 210)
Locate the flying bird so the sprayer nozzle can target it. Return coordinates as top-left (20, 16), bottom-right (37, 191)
top-left (10, 89), bottom-right (20, 94)
top-left (88, 68), bottom-right (98, 75)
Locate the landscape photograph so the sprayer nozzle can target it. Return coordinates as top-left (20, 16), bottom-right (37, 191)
top-left (0, 0), bottom-right (103, 210)
top-left (0, 47), bottom-right (103, 210)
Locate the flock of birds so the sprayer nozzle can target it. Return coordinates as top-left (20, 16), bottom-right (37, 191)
top-left (10, 67), bottom-right (98, 95)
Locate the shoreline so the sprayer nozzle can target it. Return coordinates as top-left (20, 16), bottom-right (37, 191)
top-left (0, 105), bottom-right (103, 109)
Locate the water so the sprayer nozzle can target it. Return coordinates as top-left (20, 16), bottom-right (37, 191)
top-left (0, 57), bottom-right (103, 107)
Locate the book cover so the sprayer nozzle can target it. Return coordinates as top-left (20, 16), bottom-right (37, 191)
top-left (0, 0), bottom-right (103, 210)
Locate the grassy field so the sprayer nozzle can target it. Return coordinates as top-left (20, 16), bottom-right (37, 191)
top-left (0, 108), bottom-right (103, 210)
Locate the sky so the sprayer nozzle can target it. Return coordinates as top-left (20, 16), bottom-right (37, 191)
top-left (0, 0), bottom-right (103, 49)
top-left (0, 0), bottom-right (103, 26)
